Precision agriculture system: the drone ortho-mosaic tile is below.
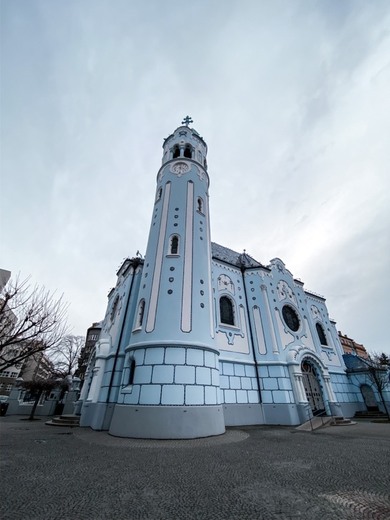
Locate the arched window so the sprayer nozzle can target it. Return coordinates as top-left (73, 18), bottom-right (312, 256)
top-left (135, 299), bottom-right (145, 329)
top-left (184, 145), bottom-right (192, 158)
top-left (170, 235), bottom-right (179, 255)
top-left (220, 296), bottom-right (235, 326)
top-left (173, 146), bottom-right (180, 159)
top-left (155, 187), bottom-right (162, 202)
top-left (197, 197), bottom-right (204, 213)
top-left (128, 358), bottom-right (136, 386)
top-left (316, 323), bottom-right (328, 345)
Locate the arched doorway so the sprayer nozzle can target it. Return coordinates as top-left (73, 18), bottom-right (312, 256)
top-left (360, 384), bottom-right (378, 411)
top-left (301, 360), bottom-right (325, 416)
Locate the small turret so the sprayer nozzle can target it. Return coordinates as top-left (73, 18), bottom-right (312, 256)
top-left (161, 116), bottom-right (208, 171)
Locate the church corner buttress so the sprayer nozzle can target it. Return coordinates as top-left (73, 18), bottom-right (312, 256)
top-left (78, 119), bottom-right (384, 438)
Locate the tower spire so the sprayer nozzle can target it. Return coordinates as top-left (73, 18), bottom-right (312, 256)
top-left (181, 115), bottom-right (193, 127)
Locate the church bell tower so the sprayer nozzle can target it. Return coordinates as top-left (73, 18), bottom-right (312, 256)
top-left (109, 117), bottom-right (225, 438)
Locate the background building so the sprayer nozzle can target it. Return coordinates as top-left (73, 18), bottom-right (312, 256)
top-left (76, 322), bottom-right (102, 381)
top-left (338, 332), bottom-right (369, 359)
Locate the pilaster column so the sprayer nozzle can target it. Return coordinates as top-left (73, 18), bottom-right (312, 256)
top-left (261, 284), bottom-right (279, 354)
top-left (294, 373), bottom-right (307, 403)
top-left (324, 374), bottom-right (337, 402)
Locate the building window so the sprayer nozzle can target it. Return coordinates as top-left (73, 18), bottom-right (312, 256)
top-left (173, 146), bottom-right (180, 159)
top-left (169, 235), bottom-right (179, 255)
top-left (220, 296), bottom-right (235, 326)
top-left (184, 145), bottom-right (192, 158)
top-left (155, 187), bottom-right (162, 202)
top-left (135, 299), bottom-right (145, 329)
top-left (110, 295), bottom-right (120, 322)
top-left (316, 323), bottom-right (328, 345)
top-left (128, 358), bottom-right (136, 386)
top-left (197, 197), bottom-right (204, 213)
top-left (282, 304), bottom-right (300, 332)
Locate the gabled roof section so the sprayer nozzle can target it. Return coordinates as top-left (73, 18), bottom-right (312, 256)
top-left (211, 242), bottom-right (264, 269)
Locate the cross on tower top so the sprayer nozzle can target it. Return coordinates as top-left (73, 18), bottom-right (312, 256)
top-left (182, 115), bottom-right (193, 127)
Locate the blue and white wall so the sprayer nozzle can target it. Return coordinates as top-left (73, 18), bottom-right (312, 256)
top-left (78, 125), bottom-right (381, 437)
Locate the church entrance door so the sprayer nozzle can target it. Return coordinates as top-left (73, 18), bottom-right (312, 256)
top-left (301, 361), bottom-right (325, 416)
top-left (360, 384), bottom-right (378, 411)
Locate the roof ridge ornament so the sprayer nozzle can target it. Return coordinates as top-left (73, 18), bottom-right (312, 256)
top-left (182, 115), bottom-right (193, 127)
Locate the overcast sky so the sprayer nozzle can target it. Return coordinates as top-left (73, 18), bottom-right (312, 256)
top-left (1, 0), bottom-right (389, 355)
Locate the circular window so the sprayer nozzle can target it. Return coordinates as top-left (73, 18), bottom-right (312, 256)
top-left (282, 305), bottom-right (300, 332)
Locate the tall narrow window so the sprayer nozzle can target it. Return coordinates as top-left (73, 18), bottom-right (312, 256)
top-left (155, 187), bottom-right (162, 202)
top-left (135, 299), bottom-right (145, 329)
top-left (184, 145), bottom-right (192, 158)
top-left (197, 197), bottom-right (204, 213)
top-left (173, 146), bottom-right (180, 158)
top-left (170, 235), bottom-right (179, 255)
top-left (128, 358), bottom-right (136, 386)
top-left (316, 323), bottom-right (328, 345)
top-left (220, 296), bottom-right (235, 326)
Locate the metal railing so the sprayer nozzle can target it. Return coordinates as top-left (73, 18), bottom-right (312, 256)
top-left (305, 405), bottom-right (330, 431)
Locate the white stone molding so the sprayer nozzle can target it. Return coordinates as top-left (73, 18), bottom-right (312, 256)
top-left (253, 305), bottom-right (267, 355)
top-left (205, 199), bottom-right (215, 339)
top-left (260, 285), bottom-right (279, 354)
top-left (293, 373), bottom-right (307, 403)
top-left (196, 166), bottom-right (205, 182)
top-left (310, 305), bottom-right (321, 321)
top-left (181, 181), bottom-right (194, 332)
top-left (146, 182), bottom-right (171, 332)
top-left (217, 274), bottom-right (235, 295)
top-left (277, 280), bottom-right (297, 304)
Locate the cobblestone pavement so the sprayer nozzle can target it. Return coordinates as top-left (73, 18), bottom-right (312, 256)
top-left (1, 416), bottom-right (389, 520)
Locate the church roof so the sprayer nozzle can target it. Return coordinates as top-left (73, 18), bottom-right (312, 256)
top-left (211, 242), bottom-right (264, 269)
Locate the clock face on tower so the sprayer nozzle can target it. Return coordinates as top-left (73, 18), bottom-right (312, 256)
top-left (170, 161), bottom-right (190, 176)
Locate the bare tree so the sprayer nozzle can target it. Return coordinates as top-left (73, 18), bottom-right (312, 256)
top-left (48, 335), bottom-right (85, 377)
top-left (364, 357), bottom-right (390, 421)
top-left (370, 351), bottom-right (390, 367)
top-left (0, 275), bottom-right (69, 372)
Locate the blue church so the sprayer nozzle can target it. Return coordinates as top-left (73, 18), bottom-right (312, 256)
top-left (78, 119), bottom-right (387, 438)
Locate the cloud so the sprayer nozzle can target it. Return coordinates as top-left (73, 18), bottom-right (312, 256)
top-left (1, 0), bottom-right (389, 354)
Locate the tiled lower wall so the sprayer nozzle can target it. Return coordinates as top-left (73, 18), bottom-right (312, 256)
top-left (116, 346), bottom-right (220, 406)
top-left (219, 362), bottom-right (295, 405)
top-left (219, 361), bottom-right (260, 404)
top-left (329, 372), bottom-right (364, 404)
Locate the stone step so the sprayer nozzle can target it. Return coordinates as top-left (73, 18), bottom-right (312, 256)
top-left (354, 410), bottom-right (386, 416)
top-left (332, 417), bottom-right (355, 426)
top-left (45, 415), bottom-right (80, 427)
top-left (354, 411), bottom-right (387, 420)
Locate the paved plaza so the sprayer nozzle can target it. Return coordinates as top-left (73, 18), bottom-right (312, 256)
top-left (1, 416), bottom-right (389, 520)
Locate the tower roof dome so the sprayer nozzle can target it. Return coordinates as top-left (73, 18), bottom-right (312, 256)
top-left (161, 116), bottom-right (207, 168)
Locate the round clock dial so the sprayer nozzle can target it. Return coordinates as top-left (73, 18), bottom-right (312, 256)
top-left (171, 162), bottom-right (190, 175)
